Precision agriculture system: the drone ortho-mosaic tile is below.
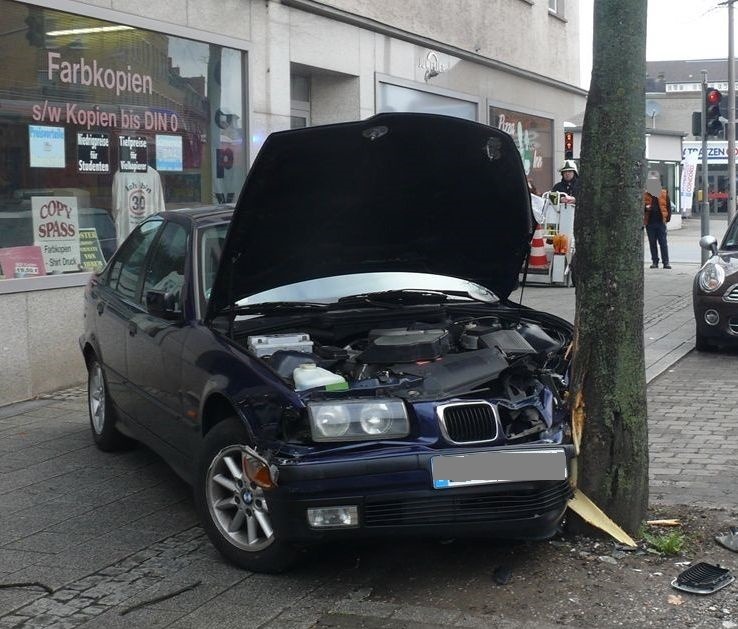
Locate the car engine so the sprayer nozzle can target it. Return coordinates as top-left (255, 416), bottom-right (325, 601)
top-left (246, 312), bottom-right (571, 403)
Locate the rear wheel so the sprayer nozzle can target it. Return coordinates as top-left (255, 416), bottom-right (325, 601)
top-left (87, 359), bottom-right (134, 451)
top-left (194, 418), bottom-right (298, 573)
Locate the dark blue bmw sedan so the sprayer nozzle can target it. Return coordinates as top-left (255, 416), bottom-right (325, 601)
top-left (80, 113), bottom-right (575, 573)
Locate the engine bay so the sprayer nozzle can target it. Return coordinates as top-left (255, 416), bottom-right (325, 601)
top-left (241, 309), bottom-right (572, 403)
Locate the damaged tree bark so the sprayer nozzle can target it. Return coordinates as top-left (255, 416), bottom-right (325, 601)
top-left (571, 0), bottom-right (649, 534)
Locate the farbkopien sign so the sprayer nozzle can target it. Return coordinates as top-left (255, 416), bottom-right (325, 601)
top-left (31, 196), bottom-right (81, 273)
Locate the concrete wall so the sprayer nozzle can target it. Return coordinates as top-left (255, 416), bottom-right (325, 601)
top-left (321, 0), bottom-right (582, 86)
top-left (68, 0), bottom-right (253, 41)
top-left (646, 133), bottom-right (684, 162)
top-left (0, 285), bottom-right (86, 406)
top-left (644, 93), bottom-right (701, 140)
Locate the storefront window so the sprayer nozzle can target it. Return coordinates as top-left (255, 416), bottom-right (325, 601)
top-left (0, 1), bottom-right (247, 281)
top-left (378, 81), bottom-right (478, 121)
top-left (489, 105), bottom-right (554, 195)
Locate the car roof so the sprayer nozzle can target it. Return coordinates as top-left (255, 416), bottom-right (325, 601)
top-left (160, 205), bottom-right (233, 226)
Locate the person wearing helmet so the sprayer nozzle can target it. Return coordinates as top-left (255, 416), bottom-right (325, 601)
top-left (552, 160), bottom-right (581, 201)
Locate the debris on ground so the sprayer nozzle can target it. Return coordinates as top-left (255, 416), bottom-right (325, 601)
top-left (716, 527), bottom-right (738, 553)
top-left (671, 562), bottom-right (734, 595)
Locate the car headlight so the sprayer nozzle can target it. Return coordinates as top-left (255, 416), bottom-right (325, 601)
top-left (308, 399), bottom-right (409, 442)
top-left (698, 262), bottom-right (726, 292)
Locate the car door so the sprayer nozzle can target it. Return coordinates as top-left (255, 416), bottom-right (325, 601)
top-left (125, 219), bottom-right (191, 454)
top-left (92, 218), bottom-right (163, 418)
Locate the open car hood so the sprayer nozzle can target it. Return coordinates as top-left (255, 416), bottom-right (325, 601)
top-left (206, 113), bottom-right (534, 320)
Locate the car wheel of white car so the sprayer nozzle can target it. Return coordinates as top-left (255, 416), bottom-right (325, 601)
top-left (195, 418), bottom-right (298, 573)
top-left (87, 358), bottom-right (134, 451)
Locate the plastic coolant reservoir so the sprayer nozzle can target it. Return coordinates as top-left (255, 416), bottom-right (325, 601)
top-left (293, 363), bottom-right (349, 391)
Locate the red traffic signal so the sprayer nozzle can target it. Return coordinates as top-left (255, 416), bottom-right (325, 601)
top-left (706, 88), bottom-right (723, 136)
top-left (707, 88), bottom-right (722, 106)
top-left (564, 131), bottom-right (574, 160)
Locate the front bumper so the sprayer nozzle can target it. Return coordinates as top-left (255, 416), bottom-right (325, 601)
top-left (268, 444), bottom-right (576, 543)
top-left (693, 295), bottom-right (738, 342)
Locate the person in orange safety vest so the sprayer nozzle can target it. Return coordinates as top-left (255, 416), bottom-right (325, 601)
top-left (643, 171), bottom-right (671, 269)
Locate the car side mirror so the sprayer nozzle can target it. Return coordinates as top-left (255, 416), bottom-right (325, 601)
top-left (699, 235), bottom-right (718, 257)
top-left (145, 289), bottom-right (181, 320)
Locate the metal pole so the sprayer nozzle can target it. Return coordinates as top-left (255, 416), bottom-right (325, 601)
top-left (701, 71), bottom-right (711, 264)
top-left (728, 0), bottom-right (736, 223)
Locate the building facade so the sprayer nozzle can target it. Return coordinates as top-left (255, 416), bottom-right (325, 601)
top-left (0, 0), bottom-right (587, 406)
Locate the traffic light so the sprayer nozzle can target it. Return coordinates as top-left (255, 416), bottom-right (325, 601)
top-left (564, 131), bottom-right (574, 160)
top-left (706, 88), bottom-right (723, 136)
top-left (25, 9), bottom-right (46, 48)
top-left (691, 111), bottom-right (702, 137)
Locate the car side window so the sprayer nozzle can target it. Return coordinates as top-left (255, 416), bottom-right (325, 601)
top-left (106, 218), bottom-right (163, 300)
top-left (143, 222), bottom-right (188, 311)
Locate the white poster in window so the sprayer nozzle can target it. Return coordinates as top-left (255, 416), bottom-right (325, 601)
top-left (31, 196), bottom-right (81, 273)
top-left (156, 134), bottom-right (183, 171)
top-left (29, 125), bottom-right (66, 168)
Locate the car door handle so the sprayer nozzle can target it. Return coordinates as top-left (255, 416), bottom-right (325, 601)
top-left (128, 321), bottom-right (138, 337)
top-left (96, 302), bottom-right (105, 315)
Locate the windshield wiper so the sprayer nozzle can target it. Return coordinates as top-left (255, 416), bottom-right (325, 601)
top-left (227, 301), bottom-right (328, 315)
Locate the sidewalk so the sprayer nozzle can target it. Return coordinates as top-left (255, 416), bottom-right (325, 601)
top-left (511, 215), bottom-right (729, 383)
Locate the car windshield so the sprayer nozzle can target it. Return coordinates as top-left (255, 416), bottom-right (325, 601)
top-left (235, 272), bottom-right (499, 308)
top-left (722, 216), bottom-right (738, 250)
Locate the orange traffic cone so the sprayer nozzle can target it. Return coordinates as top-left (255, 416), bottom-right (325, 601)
top-left (528, 223), bottom-right (550, 273)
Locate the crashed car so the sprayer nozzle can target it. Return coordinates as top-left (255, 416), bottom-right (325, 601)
top-left (80, 113), bottom-right (575, 573)
top-left (693, 212), bottom-right (738, 351)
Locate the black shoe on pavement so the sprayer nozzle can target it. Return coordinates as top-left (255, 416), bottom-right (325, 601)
top-left (650, 263), bottom-right (658, 269)
top-left (663, 264), bottom-right (672, 269)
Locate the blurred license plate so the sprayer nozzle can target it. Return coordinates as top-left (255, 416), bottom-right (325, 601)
top-left (431, 449), bottom-right (567, 489)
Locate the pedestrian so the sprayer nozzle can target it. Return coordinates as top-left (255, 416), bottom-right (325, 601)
top-left (643, 171), bottom-right (671, 269)
top-left (551, 160), bottom-right (581, 201)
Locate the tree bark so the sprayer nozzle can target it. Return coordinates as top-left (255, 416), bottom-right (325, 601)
top-left (572, 0), bottom-right (649, 534)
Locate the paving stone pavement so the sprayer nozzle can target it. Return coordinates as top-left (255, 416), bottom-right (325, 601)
top-left (647, 347), bottom-right (738, 508)
top-left (1, 224), bottom-right (737, 626)
top-left (0, 391), bottom-right (571, 628)
top-left (2, 344), bottom-right (737, 628)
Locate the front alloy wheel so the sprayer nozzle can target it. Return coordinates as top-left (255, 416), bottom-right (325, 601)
top-left (206, 444), bottom-right (274, 551)
top-left (194, 419), bottom-right (298, 573)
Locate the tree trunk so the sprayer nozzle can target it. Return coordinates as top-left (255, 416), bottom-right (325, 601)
top-left (572, 0), bottom-right (649, 534)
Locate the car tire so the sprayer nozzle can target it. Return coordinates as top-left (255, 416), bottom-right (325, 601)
top-left (87, 358), bottom-right (135, 451)
top-left (695, 328), bottom-right (714, 352)
top-left (194, 418), bottom-right (298, 573)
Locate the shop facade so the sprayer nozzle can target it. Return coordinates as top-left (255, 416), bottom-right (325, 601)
top-left (682, 141), bottom-right (738, 216)
top-left (0, 0), bottom-right (587, 405)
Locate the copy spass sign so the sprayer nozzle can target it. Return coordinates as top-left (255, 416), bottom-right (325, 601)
top-left (32, 196), bottom-right (81, 273)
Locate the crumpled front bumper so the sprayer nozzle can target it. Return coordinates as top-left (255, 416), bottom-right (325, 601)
top-left (267, 443), bottom-right (576, 543)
